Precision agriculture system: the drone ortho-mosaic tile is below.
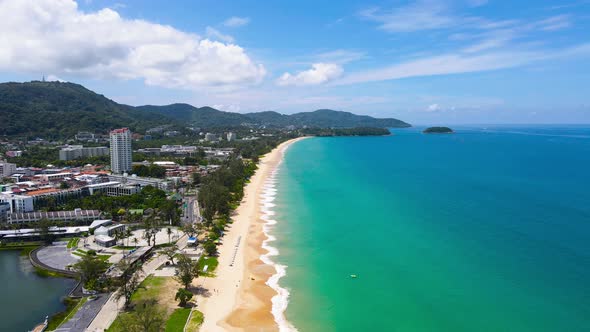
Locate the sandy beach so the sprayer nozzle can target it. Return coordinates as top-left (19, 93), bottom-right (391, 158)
top-left (197, 137), bottom-right (307, 332)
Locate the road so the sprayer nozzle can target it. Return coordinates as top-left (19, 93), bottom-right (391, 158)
top-left (182, 193), bottom-right (202, 225)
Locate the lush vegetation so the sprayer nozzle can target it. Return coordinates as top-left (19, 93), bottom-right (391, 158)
top-left (423, 126), bottom-right (454, 134)
top-left (174, 254), bottom-right (199, 289)
top-left (185, 310), bottom-right (204, 331)
top-left (110, 300), bottom-right (166, 332)
top-left (143, 104), bottom-right (411, 129)
top-left (1, 81), bottom-right (410, 139)
top-left (108, 276), bottom-right (175, 332)
top-left (131, 164), bottom-right (167, 178)
top-left (55, 186), bottom-right (180, 223)
top-left (46, 297), bottom-right (85, 331)
top-left (0, 81), bottom-right (175, 138)
top-left (197, 256), bottom-right (219, 277)
top-left (73, 254), bottom-right (110, 290)
top-left (165, 308), bottom-right (191, 332)
top-left (66, 237), bottom-right (80, 249)
top-left (301, 127), bottom-right (391, 136)
top-left (8, 145), bottom-right (110, 167)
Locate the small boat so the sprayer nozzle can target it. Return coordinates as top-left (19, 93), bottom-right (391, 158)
top-left (350, 274), bottom-right (357, 278)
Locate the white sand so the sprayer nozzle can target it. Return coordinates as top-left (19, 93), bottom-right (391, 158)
top-left (197, 137), bottom-right (307, 332)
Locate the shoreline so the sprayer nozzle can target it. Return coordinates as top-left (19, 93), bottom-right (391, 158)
top-left (198, 137), bottom-right (308, 332)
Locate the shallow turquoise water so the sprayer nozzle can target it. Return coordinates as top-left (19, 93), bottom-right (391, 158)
top-left (273, 126), bottom-right (590, 331)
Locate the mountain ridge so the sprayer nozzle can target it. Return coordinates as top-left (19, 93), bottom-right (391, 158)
top-left (0, 81), bottom-right (411, 138)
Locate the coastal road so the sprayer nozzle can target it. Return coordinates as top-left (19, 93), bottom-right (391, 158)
top-left (182, 194), bottom-right (202, 225)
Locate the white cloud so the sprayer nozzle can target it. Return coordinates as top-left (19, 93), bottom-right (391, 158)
top-left (277, 63), bottom-right (343, 86)
top-left (336, 44), bottom-right (590, 85)
top-left (212, 104), bottom-right (241, 113)
top-left (46, 74), bottom-right (67, 82)
top-left (223, 16), bottom-right (250, 28)
top-left (360, 1), bottom-right (454, 32)
top-left (0, 0), bottom-right (265, 89)
top-left (315, 50), bottom-right (366, 64)
top-left (205, 26), bottom-right (234, 43)
top-left (534, 15), bottom-right (572, 31)
top-left (427, 103), bottom-right (441, 112)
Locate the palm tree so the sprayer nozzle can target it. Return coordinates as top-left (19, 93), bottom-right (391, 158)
top-left (166, 227), bottom-right (172, 244)
top-left (125, 229), bottom-right (132, 247)
top-left (114, 231), bottom-right (122, 246)
top-left (133, 237), bottom-right (138, 248)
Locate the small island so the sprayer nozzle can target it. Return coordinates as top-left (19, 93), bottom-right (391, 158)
top-left (423, 126), bottom-right (453, 134)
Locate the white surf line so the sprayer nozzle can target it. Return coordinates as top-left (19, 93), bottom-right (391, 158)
top-left (260, 143), bottom-right (298, 332)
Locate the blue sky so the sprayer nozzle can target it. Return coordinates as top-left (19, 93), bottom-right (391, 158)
top-left (0, 0), bottom-right (589, 124)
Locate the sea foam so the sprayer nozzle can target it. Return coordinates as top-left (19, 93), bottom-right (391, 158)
top-left (260, 144), bottom-right (298, 332)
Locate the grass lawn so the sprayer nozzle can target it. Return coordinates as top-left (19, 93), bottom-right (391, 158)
top-left (197, 256), bottom-right (218, 277)
top-left (66, 237), bottom-right (80, 249)
top-left (113, 245), bottom-right (138, 250)
top-left (0, 241), bottom-right (42, 254)
top-left (185, 310), bottom-right (204, 331)
top-left (73, 249), bottom-right (111, 261)
top-left (108, 276), bottom-right (180, 332)
top-left (165, 308), bottom-right (191, 332)
top-left (34, 266), bottom-right (70, 278)
top-left (130, 276), bottom-right (167, 303)
top-left (46, 297), bottom-right (85, 331)
top-left (105, 312), bottom-right (132, 332)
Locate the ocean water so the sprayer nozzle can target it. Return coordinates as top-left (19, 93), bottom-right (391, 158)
top-left (269, 126), bottom-right (590, 332)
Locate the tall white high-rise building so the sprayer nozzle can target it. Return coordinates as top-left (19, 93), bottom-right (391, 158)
top-left (110, 128), bottom-right (132, 174)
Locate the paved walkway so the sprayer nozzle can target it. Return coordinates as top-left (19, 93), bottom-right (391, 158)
top-left (54, 293), bottom-right (110, 332)
top-left (35, 244), bottom-right (79, 271)
top-left (87, 235), bottom-right (192, 331)
top-left (86, 252), bottom-right (170, 331)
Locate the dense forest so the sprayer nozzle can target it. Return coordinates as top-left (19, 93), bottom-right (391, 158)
top-left (423, 126), bottom-right (454, 134)
top-left (301, 127), bottom-right (391, 136)
top-left (0, 81), bottom-right (410, 139)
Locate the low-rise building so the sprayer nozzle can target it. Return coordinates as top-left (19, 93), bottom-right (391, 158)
top-left (107, 174), bottom-right (170, 191)
top-left (0, 193), bottom-right (34, 213)
top-left (205, 133), bottom-right (217, 142)
top-left (25, 187), bottom-right (87, 210)
top-left (75, 132), bottom-right (96, 141)
top-left (38, 172), bottom-right (73, 182)
top-left (95, 235), bottom-right (117, 247)
top-left (95, 224), bottom-right (125, 236)
top-left (0, 161), bottom-right (17, 178)
top-left (5, 151), bottom-right (23, 158)
top-left (0, 202), bottom-right (9, 223)
top-left (59, 145), bottom-right (109, 161)
top-left (6, 209), bottom-right (102, 224)
top-left (86, 181), bottom-right (141, 197)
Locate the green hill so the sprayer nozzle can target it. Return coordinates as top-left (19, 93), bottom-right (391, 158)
top-left (137, 104), bottom-right (247, 128)
top-left (0, 81), bottom-right (411, 138)
top-left (423, 126), bottom-right (453, 134)
top-left (0, 81), bottom-right (174, 138)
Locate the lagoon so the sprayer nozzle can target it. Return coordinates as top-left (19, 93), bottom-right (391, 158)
top-left (0, 250), bottom-right (75, 331)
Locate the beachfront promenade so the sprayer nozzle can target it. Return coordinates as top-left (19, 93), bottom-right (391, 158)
top-left (86, 234), bottom-right (190, 331)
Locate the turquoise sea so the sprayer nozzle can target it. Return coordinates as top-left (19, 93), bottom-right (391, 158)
top-left (271, 126), bottom-right (590, 332)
